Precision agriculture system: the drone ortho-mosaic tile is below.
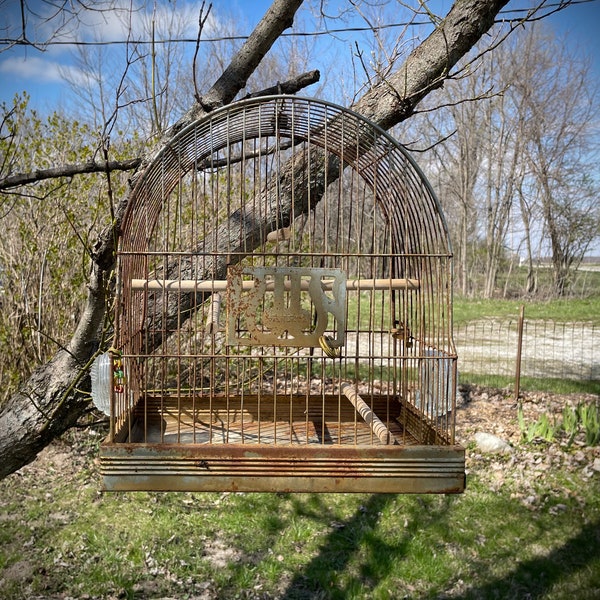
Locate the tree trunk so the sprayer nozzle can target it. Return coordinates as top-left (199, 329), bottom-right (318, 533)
top-left (0, 0), bottom-right (509, 480)
top-left (518, 188), bottom-right (537, 295)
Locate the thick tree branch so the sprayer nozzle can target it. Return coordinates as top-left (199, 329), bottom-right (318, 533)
top-left (165, 0), bottom-right (305, 139)
top-left (351, 0), bottom-right (510, 128)
top-left (199, 0), bottom-right (304, 111)
top-left (244, 69), bottom-right (321, 99)
top-left (0, 158), bottom-right (142, 191)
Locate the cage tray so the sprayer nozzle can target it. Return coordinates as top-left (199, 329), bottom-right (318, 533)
top-left (100, 395), bottom-right (465, 493)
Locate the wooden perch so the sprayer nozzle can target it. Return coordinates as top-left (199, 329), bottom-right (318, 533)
top-left (340, 383), bottom-right (399, 445)
top-left (130, 277), bottom-right (420, 292)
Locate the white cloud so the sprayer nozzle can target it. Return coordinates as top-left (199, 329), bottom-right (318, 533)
top-left (1, 0), bottom-right (217, 47)
top-left (0, 54), bottom-right (88, 86)
top-left (0, 55), bottom-right (65, 83)
top-left (30, 0), bottom-right (220, 44)
top-left (0, 0), bottom-right (222, 107)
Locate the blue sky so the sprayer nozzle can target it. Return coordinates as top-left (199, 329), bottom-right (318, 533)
top-left (1, 0), bottom-right (599, 114)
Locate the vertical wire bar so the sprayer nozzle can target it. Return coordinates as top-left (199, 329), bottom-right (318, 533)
top-left (273, 354), bottom-right (278, 444)
top-left (240, 122), bottom-right (247, 446)
top-left (176, 161), bottom-right (184, 443)
top-left (572, 321), bottom-right (579, 380)
top-left (158, 158), bottom-right (167, 444)
top-left (561, 320), bottom-right (567, 380)
top-left (523, 319), bottom-right (530, 380)
top-left (316, 105), bottom-right (330, 443)
top-left (343, 130), bottom-right (351, 443)
top-left (289, 354), bottom-right (294, 445)
top-left (207, 130), bottom-right (215, 444)
top-left (190, 154), bottom-right (198, 444)
top-left (350, 172), bottom-right (360, 445)
top-left (305, 339), bottom-right (311, 445)
top-left (257, 356), bottom-right (263, 444)
top-left (254, 135), bottom-right (263, 445)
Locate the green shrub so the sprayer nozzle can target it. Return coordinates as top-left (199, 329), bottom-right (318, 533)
top-left (519, 400), bottom-right (600, 447)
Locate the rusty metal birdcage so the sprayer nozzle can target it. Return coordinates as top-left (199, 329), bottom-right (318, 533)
top-left (98, 96), bottom-right (465, 493)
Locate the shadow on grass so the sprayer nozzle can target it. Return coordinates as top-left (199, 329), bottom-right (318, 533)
top-left (279, 493), bottom-right (402, 599)
top-left (453, 516), bottom-right (600, 600)
top-left (277, 493), bottom-right (600, 600)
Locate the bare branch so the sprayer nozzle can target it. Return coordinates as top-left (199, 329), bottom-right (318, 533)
top-left (411, 84), bottom-right (503, 115)
top-left (497, 0), bottom-right (578, 25)
top-left (351, 0), bottom-right (511, 129)
top-left (0, 158), bottom-right (142, 191)
top-left (403, 128), bottom-right (458, 153)
top-left (198, 0), bottom-right (305, 112)
top-left (243, 69), bottom-right (320, 99)
top-left (193, 2), bottom-right (213, 103)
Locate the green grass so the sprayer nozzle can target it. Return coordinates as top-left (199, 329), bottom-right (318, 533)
top-left (343, 275), bottom-right (600, 327)
top-left (453, 296), bottom-right (600, 326)
top-left (1, 436), bottom-right (599, 600)
top-left (460, 374), bottom-right (600, 396)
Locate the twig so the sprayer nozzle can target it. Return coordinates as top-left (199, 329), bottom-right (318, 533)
top-left (193, 2), bottom-right (213, 103)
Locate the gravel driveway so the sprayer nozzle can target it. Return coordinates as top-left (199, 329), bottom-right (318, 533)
top-left (454, 319), bottom-right (599, 381)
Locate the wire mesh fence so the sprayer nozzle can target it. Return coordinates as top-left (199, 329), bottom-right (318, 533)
top-left (454, 315), bottom-right (599, 389)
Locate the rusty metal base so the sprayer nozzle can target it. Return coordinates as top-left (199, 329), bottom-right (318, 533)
top-left (100, 394), bottom-right (465, 493)
top-left (100, 443), bottom-right (465, 493)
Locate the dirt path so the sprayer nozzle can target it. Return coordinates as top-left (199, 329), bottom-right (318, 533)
top-left (454, 320), bottom-right (599, 380)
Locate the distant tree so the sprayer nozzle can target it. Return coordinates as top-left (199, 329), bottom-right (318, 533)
top-left (409, 24), bottom-right (599, 298)
top-left (513, 28), bottom-right (600, 295)
top-left (412, 63), bottom-right (489, 296)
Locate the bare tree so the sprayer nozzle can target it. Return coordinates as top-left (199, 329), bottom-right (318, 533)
top-left (405, 20), bottom-right (598, 299)
top-left (479, 47), bottom-right (527, 299)
top-left (414, 77), bottom-right (488, 296)
top-left (513, 27), bottom-right (600, 295)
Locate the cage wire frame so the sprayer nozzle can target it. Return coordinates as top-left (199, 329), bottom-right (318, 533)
top-left (99, 95), bottom-right (465, 493)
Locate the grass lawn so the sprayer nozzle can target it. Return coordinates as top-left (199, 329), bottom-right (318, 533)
top-left (452, 264), bottom-right (600, 325)
top-left (1, 291), bottom-right (598, 599)
top-left (1, 416), bottom-right (599, 600)
top-left (453, 296), bottom-right (600, 326)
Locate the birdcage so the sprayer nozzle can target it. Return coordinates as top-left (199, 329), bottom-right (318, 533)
top-left (98, 96), bottom-right (465, 493)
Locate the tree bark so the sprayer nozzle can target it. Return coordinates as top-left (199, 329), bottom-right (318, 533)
top-left (0, 158), bottom-right (143, 191)
top-left (350, 0), bottom-right (509, 127)
top-left (0, 0), bottom-right (509, 480)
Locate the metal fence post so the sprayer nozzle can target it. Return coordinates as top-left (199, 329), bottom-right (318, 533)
top-left (515, 305), bottom-right (525, 399)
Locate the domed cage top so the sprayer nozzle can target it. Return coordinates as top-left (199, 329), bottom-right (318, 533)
top-left (99, 96), bottom-right (465, 493)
